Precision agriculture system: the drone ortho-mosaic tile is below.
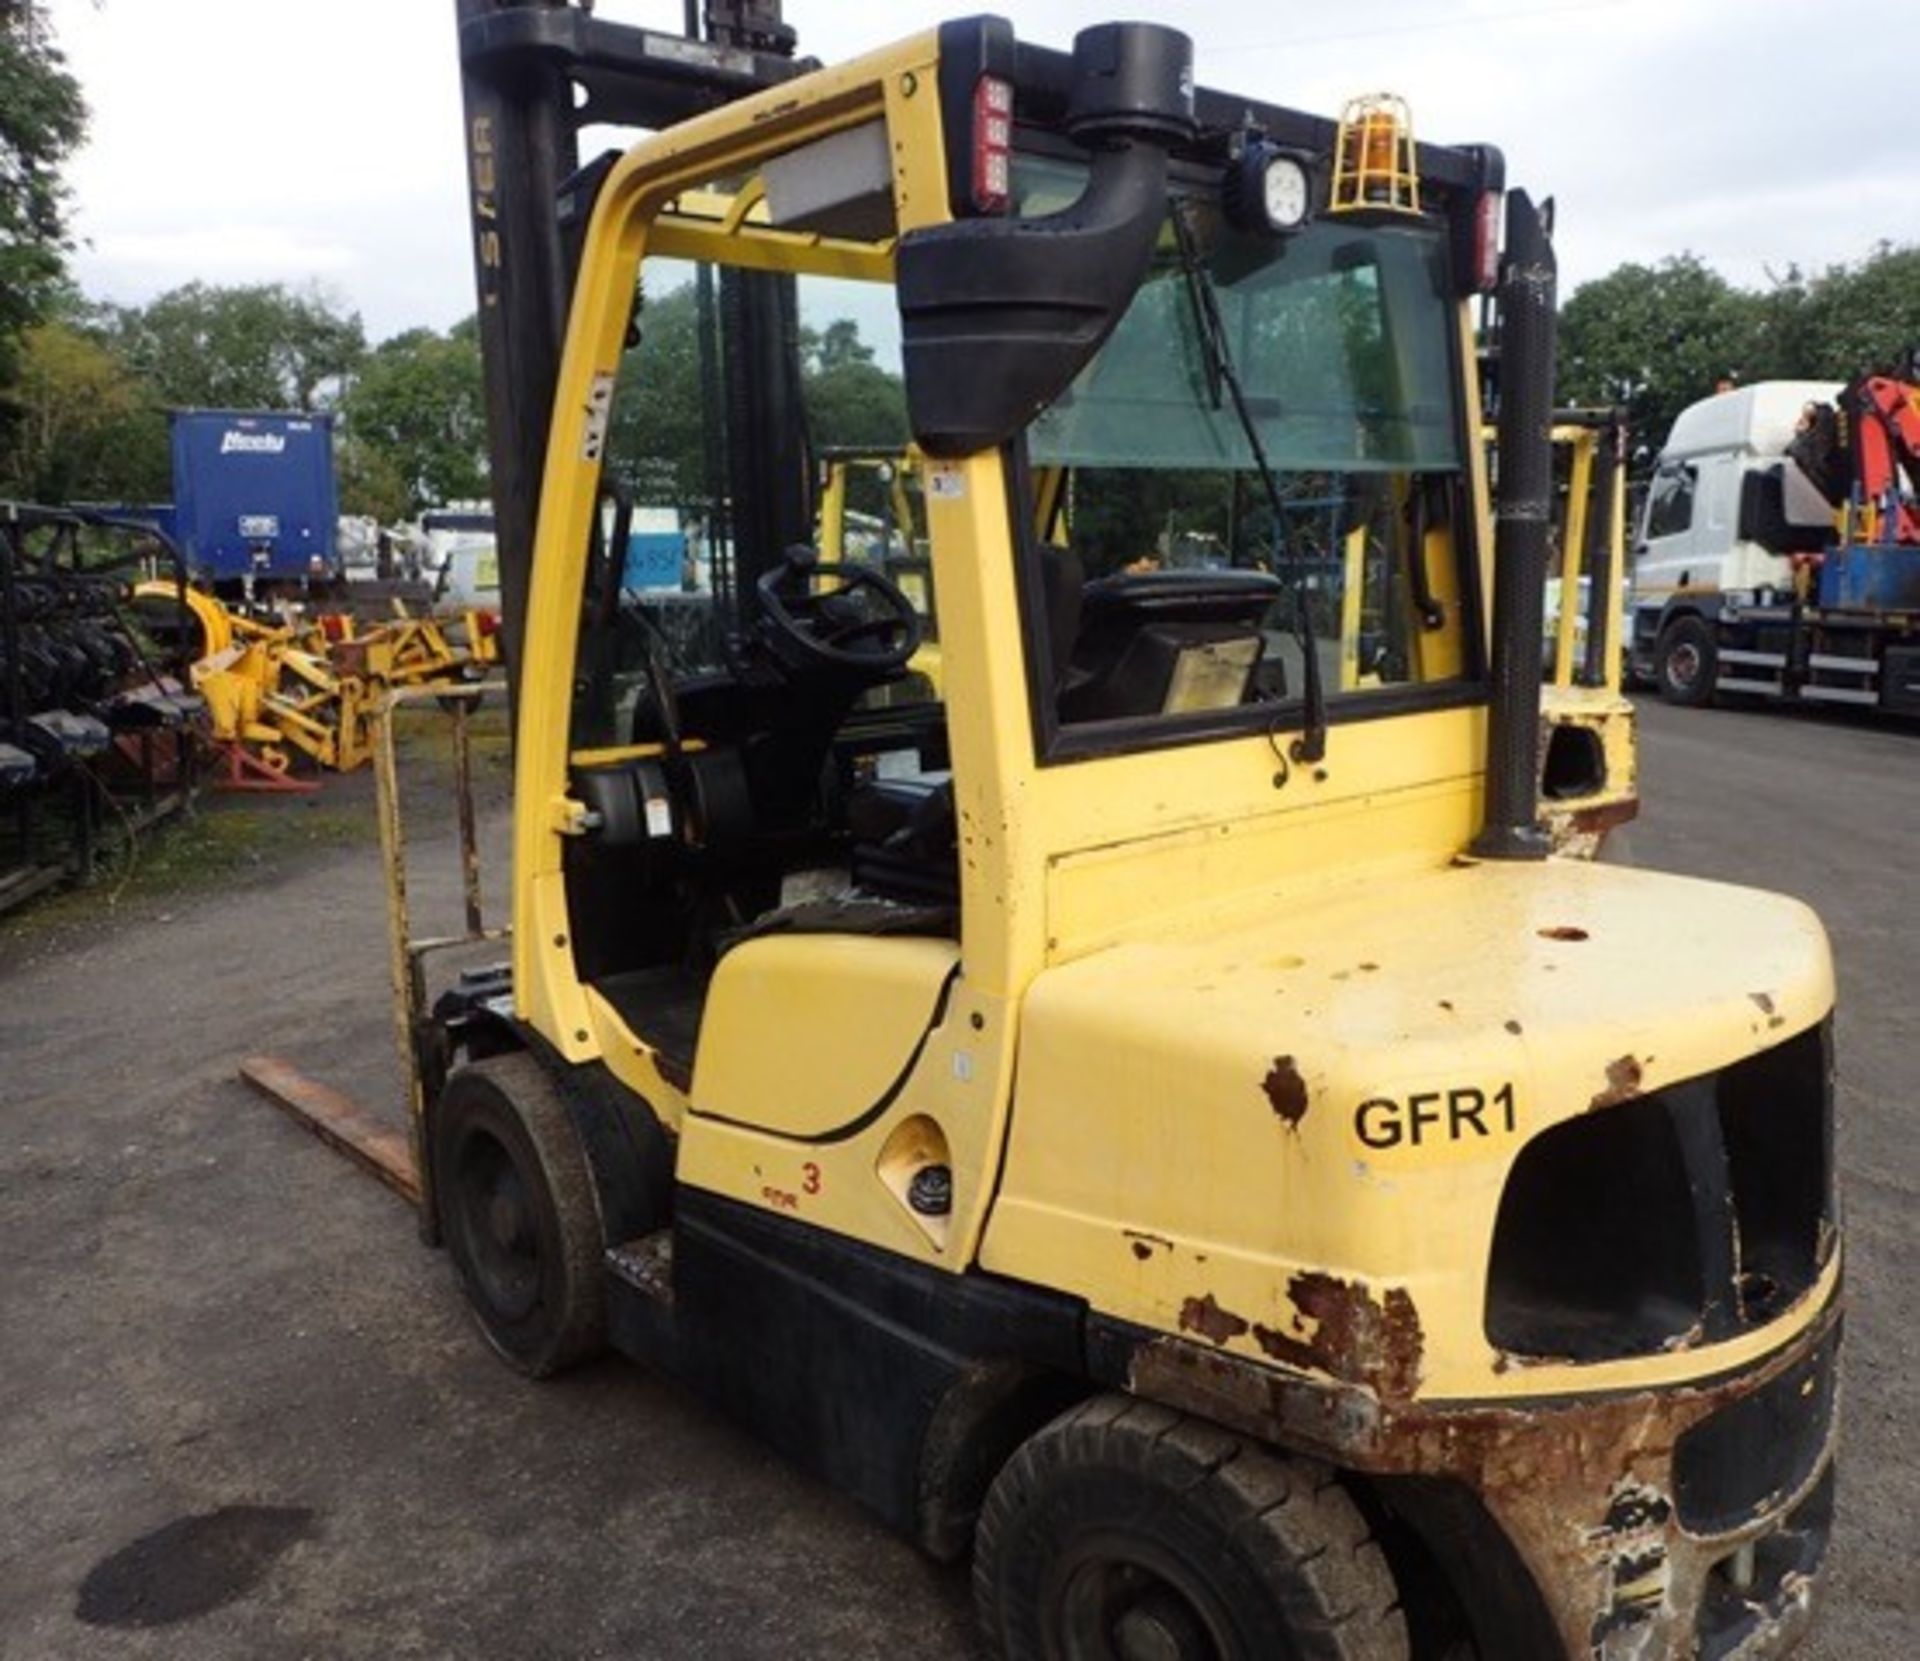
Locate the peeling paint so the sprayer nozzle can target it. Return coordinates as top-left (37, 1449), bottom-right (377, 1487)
top-left (1591, 1053), bottom-right (1645, 1110)
top-left (1128, 1301), bottom-right (1838, 1661)
top-left (1261, 1056), bottom-right (1310, 1129)
top-left (1179, 1293), bottom-right (1249, 1346)
top-left (1124, 1229), bottom-right (1173, 1261)
top-left (1252, 1272), bottom-right (1424, 1403)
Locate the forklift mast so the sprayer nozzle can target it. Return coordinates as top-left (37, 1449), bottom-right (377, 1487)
top-left (453, 0), bottom-right (812, 697)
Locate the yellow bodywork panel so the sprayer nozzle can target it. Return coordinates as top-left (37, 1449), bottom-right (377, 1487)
top-left (675, 974), bottom-right (1020, 1267)
top-left (689, 935), bottom-right (957, 1138)
top-left (981, 856), bottom-right (1834, 1402)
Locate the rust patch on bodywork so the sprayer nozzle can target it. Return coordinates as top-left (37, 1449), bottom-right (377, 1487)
top-left (1179, 1293), bottom-right (1249, 1346)
top-left (1591, 1053), bottom-right (1644, 1110)
top-left (1539, 924), bottom-right (1589, 942)
top-left (1251, 1273), bottom-right (1424, 1403)
top-left (1262, 1056), bottom-right (1310, 1128)
top-left (1125, 1229), bottom-right (1173, 1262)
top-left (1128, 1297), bottom-right (1840, 1661)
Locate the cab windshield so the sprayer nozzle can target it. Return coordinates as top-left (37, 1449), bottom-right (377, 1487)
top-left (1014, 158), bottom-right (1480, 746)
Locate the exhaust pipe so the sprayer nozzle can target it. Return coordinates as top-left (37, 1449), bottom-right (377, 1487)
top-left (1472, 189), bottom-right (1558, 861)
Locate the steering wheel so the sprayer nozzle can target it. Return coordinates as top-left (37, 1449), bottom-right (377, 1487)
top-left (756, 545), bottom-right (924, 675)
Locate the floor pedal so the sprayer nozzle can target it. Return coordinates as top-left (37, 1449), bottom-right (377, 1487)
top-left (606, 1231), bottom-right (674, 1306)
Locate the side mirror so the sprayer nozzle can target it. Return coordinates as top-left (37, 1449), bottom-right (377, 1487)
top-left (1736, 466), bottom-right (1830, 555)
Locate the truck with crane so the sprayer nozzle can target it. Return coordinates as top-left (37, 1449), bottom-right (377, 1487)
top-left (1630, 362), bottom-right (1920, 712)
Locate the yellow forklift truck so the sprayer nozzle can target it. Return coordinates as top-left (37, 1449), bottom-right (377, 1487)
top-left (1537, 408), bottom-right (1637, 856)
top-left (431, 8), bottom-right (1838, 1656)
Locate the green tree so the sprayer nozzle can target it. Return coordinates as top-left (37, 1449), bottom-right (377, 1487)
top-left (337, 320), bottom-right (487, 513)
top-left (100, 281), bottom-right (366, 412)
top-left (1792, 244), bottom-right (1920, 380)
top-left (0, 4), bottom-right (86, 376)
top-left (1557, 256), bottom-right (1770, 449)
top-left (606, 286), bottom-right (908, 509)
top-left (334, 432), bottom-right (411, 524)
top-left (608, 284), bottom-right (708, 506)
top-left (0, 320), bottom-right (167, 503)
top-left (803, 321), bottom-right (907, 453)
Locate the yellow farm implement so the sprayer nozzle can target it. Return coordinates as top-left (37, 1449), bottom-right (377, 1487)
top-left (132, 582), bottom-right (500, 789)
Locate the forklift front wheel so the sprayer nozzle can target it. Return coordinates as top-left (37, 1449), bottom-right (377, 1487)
top-left (973, 1395), bottom-right (1408, 1661)
top-left (435, 1053), bottom-right (607, 1378)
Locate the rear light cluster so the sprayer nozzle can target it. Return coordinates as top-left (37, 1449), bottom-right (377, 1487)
top-left (1472, 188), bottom-right (1501, 292)
top-left (972, 75), bottom-right (1013, 214)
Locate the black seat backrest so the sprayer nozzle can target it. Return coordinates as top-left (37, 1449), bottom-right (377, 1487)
top-left (1038, 544), bottom-right (1085, 692)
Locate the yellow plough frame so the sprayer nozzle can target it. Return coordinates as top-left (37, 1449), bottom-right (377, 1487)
top-left (133, 581), bottom-right (500, 787)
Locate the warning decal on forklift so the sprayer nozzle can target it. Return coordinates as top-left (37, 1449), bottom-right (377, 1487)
top-left (580, 373), bottom-right (616, 461)
top-left (926, 465), bottom-right (965, 499)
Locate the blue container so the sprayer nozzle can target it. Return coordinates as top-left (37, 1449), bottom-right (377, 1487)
top-left (168, 409), bottom-right (339, 583)
top-left (1817, 544), bottom-right (1920, 612)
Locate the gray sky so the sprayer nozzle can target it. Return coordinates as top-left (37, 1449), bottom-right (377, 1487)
top-left (47, 0), bottom-right (1916, 346)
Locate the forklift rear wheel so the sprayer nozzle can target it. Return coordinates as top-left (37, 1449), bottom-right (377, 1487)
top-left (435, 1052), bottom-right (607, 1378)
top-left (1655, 615), bottom-right (1717, 706)
top-left (973, 1395), bottom-right (1408, 1661)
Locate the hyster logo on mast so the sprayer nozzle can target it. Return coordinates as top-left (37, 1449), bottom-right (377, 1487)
top-left (221, 429), bottom-right (287, 455)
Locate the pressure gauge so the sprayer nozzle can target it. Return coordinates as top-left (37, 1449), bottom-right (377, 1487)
top-left (1226, 138), bottom-right (1317, 235)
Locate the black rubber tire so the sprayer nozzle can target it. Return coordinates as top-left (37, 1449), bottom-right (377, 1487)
top-left (434, 1051), bottom-right (607, 1377)
top-left (1655, 614), bottom-right (1717, 707)
top-left (974, 1395), bottom-right (1409, 1661)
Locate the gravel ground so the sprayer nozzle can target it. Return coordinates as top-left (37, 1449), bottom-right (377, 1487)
top-left (0, 696), bottom-right (1910, 1658)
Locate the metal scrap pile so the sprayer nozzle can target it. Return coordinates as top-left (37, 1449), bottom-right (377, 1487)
top-left (0, 505), bottom-right (204, 912)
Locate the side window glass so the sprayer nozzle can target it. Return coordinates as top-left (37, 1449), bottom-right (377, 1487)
top-left (1645, 464), bottom-right (1696, 540)
top-left (569, 264), bottom-right (916, 749)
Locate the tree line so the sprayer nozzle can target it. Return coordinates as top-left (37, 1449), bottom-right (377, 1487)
top-left (0, 7), bottom-right (906, 523)
top-left (1556, 247), bottom-right (1920, 455)
top-left (5, 0), bottom-right (1919, 518)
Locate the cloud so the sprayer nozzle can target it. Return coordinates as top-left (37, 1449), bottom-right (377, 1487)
top-left (82, 227), bottom-right (359, 282)
top-left (43, 0), bottom-right (1913, 342)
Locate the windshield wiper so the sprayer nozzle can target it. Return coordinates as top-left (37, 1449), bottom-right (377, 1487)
top-left (1172, 206), bottom-right (1327, 764)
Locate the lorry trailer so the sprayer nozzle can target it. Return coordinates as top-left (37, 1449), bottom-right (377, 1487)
top-left (166, 409), bottom-right (341, 591)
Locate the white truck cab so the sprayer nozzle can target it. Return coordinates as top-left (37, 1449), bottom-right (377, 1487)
top-left (1630, 382), bottom-right (1839, 698)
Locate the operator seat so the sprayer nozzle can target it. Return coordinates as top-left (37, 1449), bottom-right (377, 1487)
top-left (848, 773), bottom-right (958, 905)
top-left (1038, 543), bottom-right (1086, 694)
top-left (841, 545), bottom-right (1084, 906)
